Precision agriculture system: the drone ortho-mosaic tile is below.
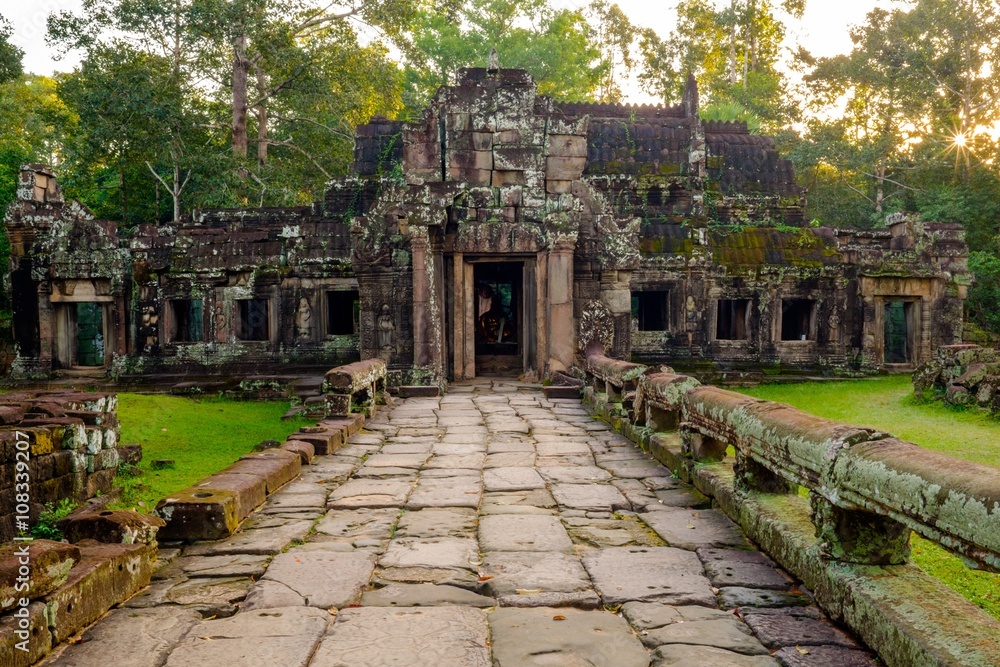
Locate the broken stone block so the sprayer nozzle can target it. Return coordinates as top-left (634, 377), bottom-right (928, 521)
top-left (62, 510), bottom-right (165, 545)
top-left (44, 542), bottom-right (155, 643)
top-left (0, 540), bottom-right (81, 611)
top-left (231, 449), bottom-right (301, 493)
top-left (281, 439), bottom-right (315, 465)
top-left (155, 488), bottom-right (241, 541)
top-left (0, 601), bottom-right (50, 667)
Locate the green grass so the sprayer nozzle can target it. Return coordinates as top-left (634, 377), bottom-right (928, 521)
top-left (737, 375), bottom-right (1000, 619)
top-left (112, 393), bottom-right (309, 511)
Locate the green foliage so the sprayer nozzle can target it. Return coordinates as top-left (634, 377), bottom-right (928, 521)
top-left (0, 14), bottom-right (23, 85)
top-left (398, 0), bottom-right (604, 112)
top-left (111, 393), bottom-right (313, 510)
top-left (30, 499), bottom-right (77, 541)
top-left (966, 251), bottom-right (1000, 334)
top-left (738, 375), bottom-right (1000, 618)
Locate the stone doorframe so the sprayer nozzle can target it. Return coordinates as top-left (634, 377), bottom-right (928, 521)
top-left (860, 276), bottom-right (936, 370)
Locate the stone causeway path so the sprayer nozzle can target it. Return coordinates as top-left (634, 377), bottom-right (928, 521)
top-left (42, 381), bottom-right (877, 667)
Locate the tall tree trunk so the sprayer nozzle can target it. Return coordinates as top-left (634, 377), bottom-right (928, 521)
top-left (232, 30), bottom-right (249, 159)
top-left (173, 164), bottom-right (182, 222)
top-left (728, 1), bottom-right (737, 86)
top-left (875, 156), bottom-right (886, 214)
top-left (256, 65), bottom-right (268, 168)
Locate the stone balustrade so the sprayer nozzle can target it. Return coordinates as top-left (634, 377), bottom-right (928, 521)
top-left (584, 354), bottom-right (1000, 571)
top-left (322, 358), bottom-right (388, 417)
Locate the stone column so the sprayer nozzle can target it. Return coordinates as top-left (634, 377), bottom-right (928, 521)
top-left (37, 285), bottom-right (53, 372)
top-left (600, 269), bottom-right (633, 360)
top-left (547, 235), bottom-right (575, 373)
top-left (411, 228), bottom-right (432, 368)
top-left (451, 253), bottom-right (466, 380)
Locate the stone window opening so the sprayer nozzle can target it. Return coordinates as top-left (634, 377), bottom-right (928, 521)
top-left (237, 299), bottom-right (270, 341)
top-left (781, 299), bottom-right (816, 341)
top-left (327, 290), bottom-right (360, 336)
top-left (716, 299), bottom-right (750, 340)
top-left (168, 300), bottom-right (204, 343)
top-left (632, 291), bottom-right (669, 331)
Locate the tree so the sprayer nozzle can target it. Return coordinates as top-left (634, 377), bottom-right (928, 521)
top-left (0, 14), bottom-right (23, 85)
top-left (637, 0), bottom-right (804, 131)
top-left (398, 0), bottom-right (604, 111)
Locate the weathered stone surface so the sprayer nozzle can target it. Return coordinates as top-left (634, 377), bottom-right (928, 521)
top-left (170, 553), bottom-right (270, 578)
top-left (598, 457), bottom-right (669, 478)
top-left (741, 610), bottom-right (858, 649)
top-left (63, 510), bottom-right (164, 545)
top-left (651, 644), bottom-right (780, 666)
top-left (44, 543), bottom-right (155, 643)
top-left (550, 483), bottom-right (631, 512)
top-left (717, 587), bottom-right (811, 610)
top-left (621, 601), bottom-right (734, 630)
top-left (164, 577), bottom-right (251, 607)
top-left (155, 487), bottom-right (241, 541)
top-left (485, 452), bottom-right (535, 468)
top-left (772, 646), bottom-right (878, 667)
top-left (641, 509), bottom-right (749, 550)
top-left (379, 538), bottom-right (478, 571)
top-left (0, 601), bottom-right (50, 667)
top-left (183, 520), bottom-right (313, 556)
top-left (314, 508), bottom-right (399, 545)
top-left (407, 475), bottom-right (482, 509)
top-left (164, 606), bottom-right (330, 667)
top-left (327, 478), bottom-right (412, 509)
top-left (256, 549), bottom-right (375, 609)
top-left (480, 551), bottom-right (598, 608)
top-left (312, 606), bottom-right (489, 667)
top-left (360, 583), bottom-right (495, 607)
top-left (484, 467), bottom-right (546, 491)
top-left (395, 508), bottom-right (476, 539)
top-left (480, 490), bottom-right (557, 514)
top-left (582, 547), bottom-right (715, 606)
top-left (538, 466), bottom-right (612, 483)
top-left (563, 516), bottom-right (665, 548)
top-left (46, 606), bottom-right (202, 667)
top-left (698, 548), bottom-right (793, 590)
top-left (489, 607), bottom-right (649, 667)
top-left (0, 540), bottom-right (80, 611)
top-left (479, 515), bottom-right (572, 552)
top-left (641, 617), bottom-right (770, 654)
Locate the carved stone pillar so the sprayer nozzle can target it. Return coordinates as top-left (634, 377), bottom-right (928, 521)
top-left (547, 235), bottom-right (575, 373)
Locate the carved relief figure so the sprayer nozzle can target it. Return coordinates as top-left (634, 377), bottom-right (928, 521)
top-left (295, 297), bottom-right (313, 340)
top-left (377, 304), bottom-right (395, 357)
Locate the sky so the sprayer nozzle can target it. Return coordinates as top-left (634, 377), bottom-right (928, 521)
top-left (5, 0), bottom-right (903, 102)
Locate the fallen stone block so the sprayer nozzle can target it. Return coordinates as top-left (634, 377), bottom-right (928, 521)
top-left (398, 386), bottom-right (440, 398)
top-left (155, 488), bottom-right (241, 541)
top-left (44, 542), bottom-right (155, 643)
top-left (281, 440), bottom-right (315, 465)
top-left (231, 450), bottom-right (301, 493)
top-left (190, 474), bottom-right (267, 521)
top-left (63, 510), bottom-right (165, 545)
top-left (0, 601), bottom-right (50, 667)
top-left (0, 541), bottom-right (81, 612)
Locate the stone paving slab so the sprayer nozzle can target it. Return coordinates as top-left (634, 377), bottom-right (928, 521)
top-left (641, 509), bottom-right (750, 550)
top-left (651, 644), bottom-right (780, 666)
top-left (641, 617), bottom-right (770, 654)
top-left (407, 475), bottom-right (482, 508)
top-left (551, 483), bottom-right (631, 512)
top-left (379, 537), bottom-right (479, 571)
top-left (479, 514), bottom-right (573, 552)
top-left (255, 548), bottom-right (376, 608)
top-left (327, 478), bottom-right (412, 508)
top-left (313, 508), bottom-right (398, 546)
top-left (582, 546), bottom-right (716, 606)
top-left (45, 606), bottom-right (203, 667)
top-left (395, 508), bottom-right (477, 538)
top-left (182, 520), bottom-right (314, 556)
top-left (312, 606), bottom-right (490, 666)
top-left (485, 452), bottom-right (535, 467)
top-left (480, 551), bottom-right (599, 608)
top-left (538, 465), bottom-right (612, 483)
top-left (698, 548), bottom-right (794, 590)
top-left (741, 610), bottom-right (859, 649)
top-left (488, 607), bottom-right (649, 667)
top-left (163, 606), bottom-right (330, 667)
top-left (360, 583), bottom-right (495, 607)
top-left (772, 645), bottom-right (879, 667)
top-left (484, 466), bottom-right (546, 491)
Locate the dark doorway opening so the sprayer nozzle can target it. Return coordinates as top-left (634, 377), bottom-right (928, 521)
top-left (474, 262), bottom-right (522, 374)
top-left (716, 299), bottom-right (750, 340)
top-left (327, 291), bottom-right (360, 335)
top-left (238, 299), bottom-right (270, 341)
top-left (884, 301), bottom-right (914, 364)
top-left (781, 299), bottom-right (815, 341)
top-left (632, 291), bottom-right (669, 331)
top-left (76, 302), bottom-right (105, 366)
top-left (10, 264), bottom-right (39, 357)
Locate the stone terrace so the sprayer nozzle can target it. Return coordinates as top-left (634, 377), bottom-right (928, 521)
top-left (41, 382), bottom-right (875, 666)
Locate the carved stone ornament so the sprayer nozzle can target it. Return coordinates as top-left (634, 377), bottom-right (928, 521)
top-left (578, 300), bottom-right (615, 355)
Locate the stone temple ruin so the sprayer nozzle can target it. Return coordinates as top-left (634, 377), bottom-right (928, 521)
top-left (4, 69), bottom-right (971, 385)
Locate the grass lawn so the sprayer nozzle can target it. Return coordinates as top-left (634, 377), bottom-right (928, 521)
top-left (738, 375), bottom-right (1000, 619)
top-left (112, 393), bottom-right (309, 511)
